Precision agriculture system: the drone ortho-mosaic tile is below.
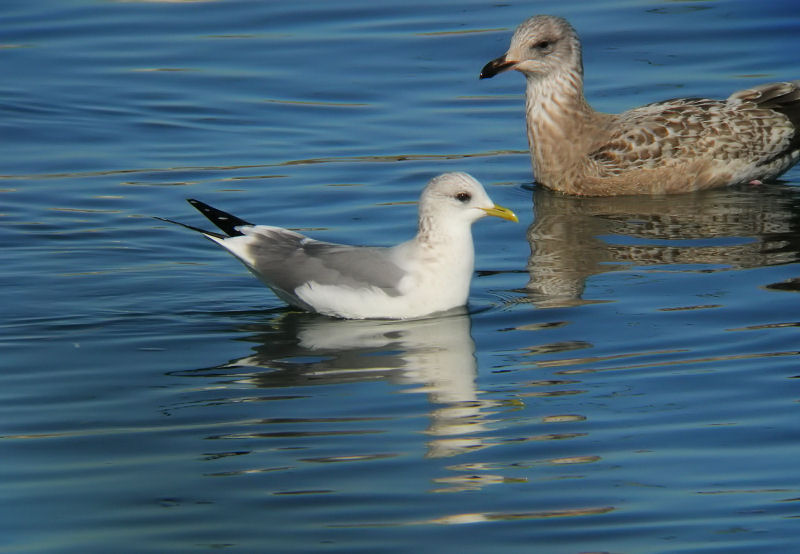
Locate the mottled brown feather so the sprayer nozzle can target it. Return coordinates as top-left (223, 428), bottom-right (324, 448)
top-left (482, 15), bottom-right (800, 196)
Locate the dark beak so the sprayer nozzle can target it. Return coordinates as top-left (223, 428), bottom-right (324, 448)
top-left (479, 55), bottom-right (517, 79)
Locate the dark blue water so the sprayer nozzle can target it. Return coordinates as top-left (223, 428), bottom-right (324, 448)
top-left (3, 1), bottom-right (800, 552)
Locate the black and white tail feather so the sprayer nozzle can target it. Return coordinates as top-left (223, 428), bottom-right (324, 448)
top-left (154, 198), bottom-right (252, 240)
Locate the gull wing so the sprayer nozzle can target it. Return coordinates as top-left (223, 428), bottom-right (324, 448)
top-left (239, 227), bottom-right (408, 297)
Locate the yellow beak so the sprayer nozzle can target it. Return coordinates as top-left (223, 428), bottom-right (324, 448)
top-left (482, 204), bottom-right (518, 222)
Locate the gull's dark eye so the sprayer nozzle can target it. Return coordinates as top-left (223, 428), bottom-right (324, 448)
top-left (455, 192), bottom-right (471, 203)
top-left (534, 40), bottom-right (551, 50)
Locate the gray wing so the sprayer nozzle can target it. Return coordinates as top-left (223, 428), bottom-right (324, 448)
top-left (242, 227), bottom-right (407, 297)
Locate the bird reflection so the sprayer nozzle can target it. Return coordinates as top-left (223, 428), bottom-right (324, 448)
top-left (525, 183), bottom-right (800, 306)
top-left (192, 308), bottom-right (494, 458)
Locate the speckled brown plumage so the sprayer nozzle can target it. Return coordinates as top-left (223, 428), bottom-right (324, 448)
top-left (480, 15), bottom-right (800, 196)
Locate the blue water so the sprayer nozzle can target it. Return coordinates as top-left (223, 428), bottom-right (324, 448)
top-left (3, 1), bottom-right (800, 552)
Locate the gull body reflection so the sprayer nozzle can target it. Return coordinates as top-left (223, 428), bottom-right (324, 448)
top-left (200, 309), bottom-right (493, 458)
top-left (526, 183), bottom-right (800, 306)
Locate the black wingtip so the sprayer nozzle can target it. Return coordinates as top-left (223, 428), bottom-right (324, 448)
top-left (185, 198), bottom-right (253, 237)
top-left (153, 216), bottom-right (227, 240)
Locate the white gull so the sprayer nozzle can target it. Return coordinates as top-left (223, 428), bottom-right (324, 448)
top-left (157, 172), bottom-right (517, 319)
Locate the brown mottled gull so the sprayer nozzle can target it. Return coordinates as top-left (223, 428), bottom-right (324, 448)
top-left (480, 15), bottom-right (800, 196)
top-left (155, 172), bottom-right (517, 320)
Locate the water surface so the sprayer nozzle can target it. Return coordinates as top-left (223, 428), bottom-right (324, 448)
top-left (3, 1), bottom-right (800, 552)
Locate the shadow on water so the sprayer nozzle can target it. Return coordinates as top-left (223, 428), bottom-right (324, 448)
top-left (170, 308), bottom-right (509, 460)
top-left (524, 182), bottom-right (800, 307)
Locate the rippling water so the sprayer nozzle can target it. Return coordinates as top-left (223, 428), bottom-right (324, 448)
top-left (4, 1), bottom-right (800, 552)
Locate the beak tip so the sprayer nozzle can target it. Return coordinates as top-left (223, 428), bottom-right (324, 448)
top-left (480, 56), bottom-right (515, 80)
top-left (483, 205), bottom-right (518, 223)
top-left (479, 62), bottom-right (498, 80)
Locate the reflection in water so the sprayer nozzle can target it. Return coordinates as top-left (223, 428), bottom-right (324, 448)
top-left (526, 183), bottom-right (800, 306)
top-left (178, 310), bottom-right (604, 495)
top-left (425, 505), bottom-right (615, 525)
top-left (182, 309), bottom-right (495, 459)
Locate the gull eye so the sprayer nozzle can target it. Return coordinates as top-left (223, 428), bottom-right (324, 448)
top-left (533, 40), bottom-right (551, 51)
top-left (455, 192), bottom-right (471, 203)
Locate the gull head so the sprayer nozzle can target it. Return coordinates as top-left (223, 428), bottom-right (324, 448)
top-left (417, 172), bottom-right (517, 229)
top-left (480, 15), bottom-right (582, 81)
